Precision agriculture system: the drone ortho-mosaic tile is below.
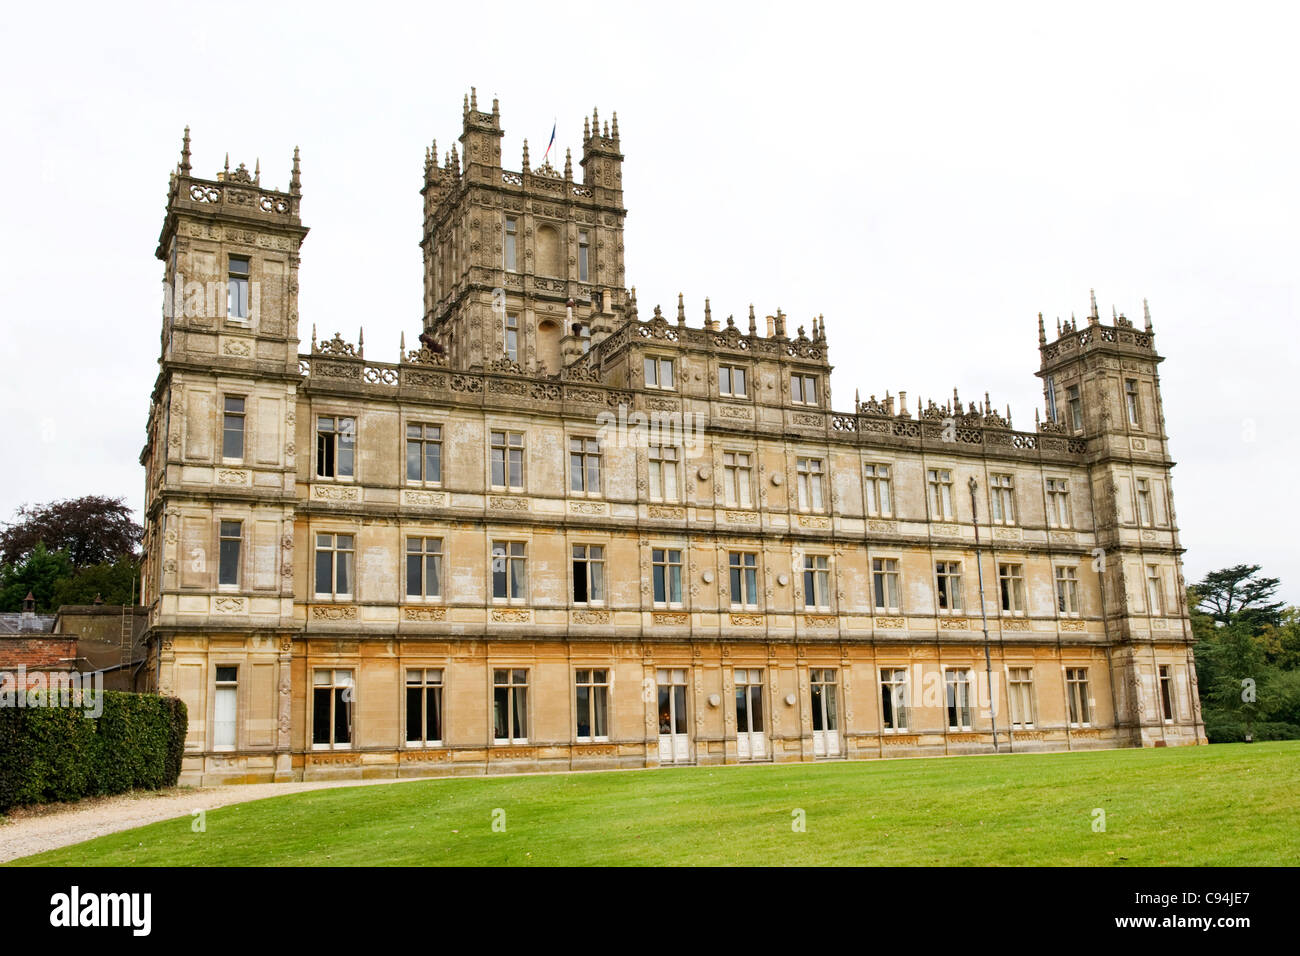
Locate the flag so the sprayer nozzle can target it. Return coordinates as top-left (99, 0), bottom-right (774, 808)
top-left (542, 120), bottom-right (556, 163)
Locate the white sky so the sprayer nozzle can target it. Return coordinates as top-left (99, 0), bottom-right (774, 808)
top-left (2, 1), bottom-right (1297, 602)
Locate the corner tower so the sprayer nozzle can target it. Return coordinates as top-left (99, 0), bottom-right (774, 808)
top-left (420, 91), bottom-right (629, 373)
top-left (1036, 294), bottom-right (1205, 746)
top-left (139, 131), bottom-right (308, 781)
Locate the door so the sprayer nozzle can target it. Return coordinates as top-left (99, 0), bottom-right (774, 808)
top-left (657, 668), bottom-right (690, 764)
top-left (810, 668), bottom-right (840, 756)
top-left (735, 668), bottom-right (767, 759)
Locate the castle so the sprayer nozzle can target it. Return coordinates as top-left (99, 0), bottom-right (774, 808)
top-left (138, 91), bottom-right (1205, 785)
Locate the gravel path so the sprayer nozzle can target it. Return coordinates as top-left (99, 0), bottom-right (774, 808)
top-left (0, 777), bottom-right (427, 864)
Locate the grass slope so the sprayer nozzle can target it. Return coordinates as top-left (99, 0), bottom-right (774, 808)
top-left (11, 742), bottom-right (1299, 866)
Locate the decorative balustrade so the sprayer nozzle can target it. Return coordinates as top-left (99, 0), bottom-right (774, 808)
top-left (185, 179), bottom-right (294, 216)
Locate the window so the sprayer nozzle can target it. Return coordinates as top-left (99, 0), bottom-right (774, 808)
top-left (927, 468), bottom-right (954, 520)
top-left (1066, 384), bottom-right (1083, 432)
top-left (643, 356), bottom-right (675, 390)
top-left (872, 558), bottom-right (900, 612)
top-left (491, 541), bottom-right (527, 602)
top-left (214, 665), bottom-right (238, 750)
top-left (569, 437), bottom-right (601, 495)
top-left (493, 669), bottom-right (528, 743)
top-left (1158, 664), bottom-right (1176, 721)
top-left (719, 364), bottom-right (748, 398)
top-left (227, 255), bottom-right (250, 320)
top-left (575, 668), bottom-right (609, 740)
top-left (734, 668), bottom-right (765, 747)
top-left (490, 430), bottom-right (525, 490)
top-left (791, 373), bottom-right (818, 406)
top-left (222, 396), bottom-right (245, 460)
top-left (406, 424), bottom-right (442, 483)
top-left (504, 313), bottom-right (519, 362)
top-left (1046, 478), bottom-right (1071, 528)
top-left (1055, 565), bottom-right (1079, 616)
top-left (935, 560), bottom-right (963, 613)
top-left (880, 667), bottom-right (909, 731)
top-left (314, 533), bottom-right (355, 599)
top-left (803, 554), bottom-right (831, 609)
top-left (571, 544), bottom-right (605, 604)
top-left (945, 668), bottom-right (974, 730)
top-left (504, 217), bottom-right (518, 272)
top-left (1045, 374), bottom-right (1058, 422)
top-left (657, 668), bottom-right (689, 756)
top-left (1136, 478), bottom-right (1153, 526)
top-left (1146, 564), bottom-right (1164, 615)
top-left (729, 551), bottom-right (759, 607)
top-left (316, 416), bottom-right (355, 478)
top-left (1125, 379), bottom-right (1141, 427)
top-left (809, 668), bottom-right (839, 736)
top-left (312, 669), bottom-right (353, 748)
top-left (405, 668), bottom-right (443, 746)
top-left (990, 474), bottom-right (1015, 524)
top-left (796, 457), bottom-right (825, 512)
top-left (218, 520), bottom-right (242, 587)
top-left (578, 230), bottom-right (590, 282)
top-left (864, 463), bottom-right (892, 516)
top-left (652, 548), bottom-right (683, 605)
top-left (405, 537), bottom-right (443, 599)
top-left (648, 444), bottom-right (679, 501)
top-left (722, 451), bottom-right (753, 508)
top-left (1066, 667), bottom-right (1091, 726)
top-left (1007, 667), bottom-right (1035, 729)
top-left (998, 563), bottom-right (1026, 615)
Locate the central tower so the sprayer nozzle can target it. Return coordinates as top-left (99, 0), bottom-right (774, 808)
top-left (420, 90), bottom-right (629, 373)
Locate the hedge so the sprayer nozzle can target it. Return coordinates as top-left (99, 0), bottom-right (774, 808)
top-left (0, 690), bottom-right (187, 812)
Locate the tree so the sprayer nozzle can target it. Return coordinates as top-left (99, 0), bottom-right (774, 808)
top-left (0, 496), bottom-right (142, 568)
top-left (1190, 564), bottom-right (1285, 630)
top-left (49, 554), bottom-right (141, 608)
top-left (0, 543), bottom-right (74, 613)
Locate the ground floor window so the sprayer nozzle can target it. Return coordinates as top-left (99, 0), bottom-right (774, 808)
top-left (312, 668), bottom-right (353, 748)
top-left (734, 667), bottom-right (766, 759)
top-left (214, 665), bottom-right (238, 750)
top-left (880, 667), bottom-right (909, 731)
top-left (406, 668), bottom-right (443, 746)
top-left (493, 668), bottom-right (529, 743)
top-left (1158, 664), bottom-right (1176, 721)
top-left (1007, 666), bottom-right (1035, 729)
top-left (657, 667), bottom-right (690, 764)
top-left (575, 668), bottom-right (609, 740)
top-left (945, 668), bottom-right (974, 730)
top-left (1066, 667), bottom-right (1091, 726)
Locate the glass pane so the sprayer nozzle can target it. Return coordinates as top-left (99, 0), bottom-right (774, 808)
top-left (672, 685), bottom-right (687, 735)
top-left (811, 684), bottom-right (824, 731)
top-left (513, 686), bottom-right (528, 739)
top-left (657, 686), bottom-right (672, 733)
top-left (825, 685), bottom-right (838, 730)
top-left (749, 686), bottom-right (764, 732)
top-left (312, 687), bottom-right (331, 744)
top-left (336, 551), bottom-right (352, 594)
top-left (334, 687), bottom-right (351, 743)
top-left (426, 554), bottom-right (441, 597)
top-left (669, 565), bottom-right (682, 603)
top-left (315, 550), bottom-right (331, 595)
top-left (427, 687), bottom-right (442, 741)
top-left (406, 686), bottom-right (423, 742)
top-left (592, 685), bottom-right (607, 737)
top-left (576, 685), bottom-right (591, 737)
top-left (406, 440), bottom-right (422, 480)
top-left (406, 553), bottom-right (421, 597)
top-left (425, 443), bottom-right (441, 483)
top-left (494, 686), bottom-right (509, 739)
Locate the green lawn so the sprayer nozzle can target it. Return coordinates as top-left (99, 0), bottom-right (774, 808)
top-left (11, 742), bottom-right (1300, 866)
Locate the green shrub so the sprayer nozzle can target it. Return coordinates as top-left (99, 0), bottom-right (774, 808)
top-left (0, 690), bottom-right (188, 811)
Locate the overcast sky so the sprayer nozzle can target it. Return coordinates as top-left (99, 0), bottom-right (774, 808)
top-left (2, 1), bottom-right (1296, 603)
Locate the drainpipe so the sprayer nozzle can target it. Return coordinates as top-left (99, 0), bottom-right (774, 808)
top-left (969, 477), bottom-right (999, 753)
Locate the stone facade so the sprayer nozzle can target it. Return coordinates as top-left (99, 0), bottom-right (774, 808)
top-left (138, 94), bottom-right (1205, 786)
